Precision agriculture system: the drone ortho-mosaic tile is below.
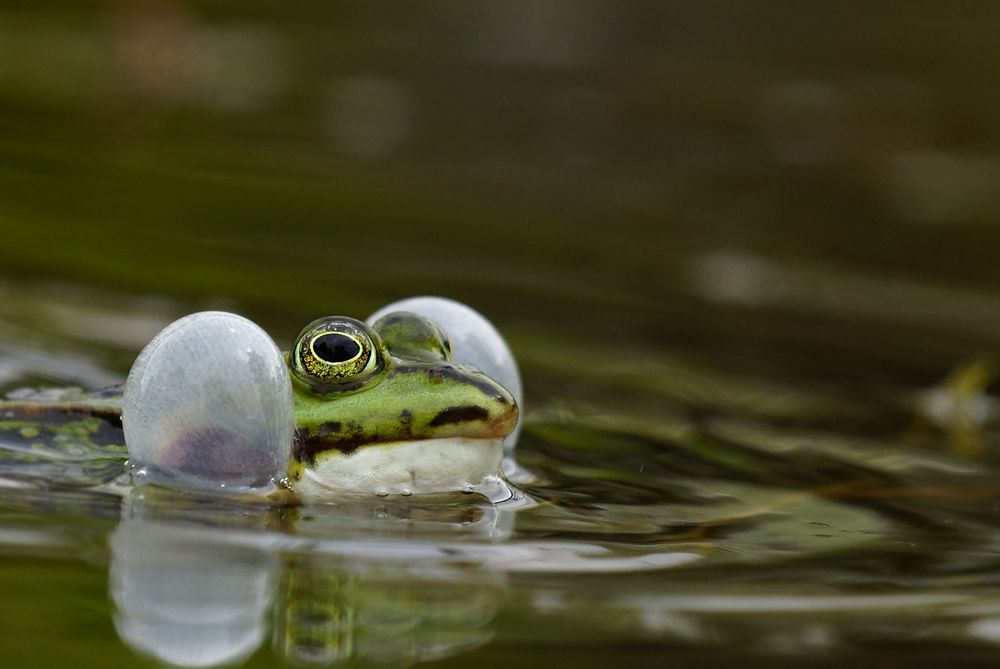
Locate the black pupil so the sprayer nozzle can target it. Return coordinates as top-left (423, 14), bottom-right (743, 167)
top-left (313, 333), bottom-right (362, 363)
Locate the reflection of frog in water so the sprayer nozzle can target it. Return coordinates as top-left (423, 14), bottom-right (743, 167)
top-left (276, 554), bottom-right (506, 666)
top-left (109, 488), bottom-right (511, 668)
top-left (0, 297), bottom-right (523, 500)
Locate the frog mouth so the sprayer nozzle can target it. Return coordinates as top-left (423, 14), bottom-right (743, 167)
top-left (293, 390), bottom-right (518, 465)
top-left (292, 409), bottom-right (516, 464)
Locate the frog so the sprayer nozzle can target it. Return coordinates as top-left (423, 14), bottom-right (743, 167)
top-left (284, 311), bottom-right (519, 499)
top-left (0, 301), bottom-right (520, 500)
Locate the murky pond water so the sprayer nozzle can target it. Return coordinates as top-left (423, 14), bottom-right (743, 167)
top-left (3, 3), bottom-right (1000, 668)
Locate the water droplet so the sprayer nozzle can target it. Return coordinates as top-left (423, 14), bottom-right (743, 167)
top-left (462, 483), bottom-right (474, 494)
top-left (375, 487), bottom-right (389, 497)
top-left (401, 488), bottom-right (412, 497)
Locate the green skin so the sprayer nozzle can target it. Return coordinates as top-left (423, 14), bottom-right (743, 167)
top-left (0, 312), bottom-right (519, 487)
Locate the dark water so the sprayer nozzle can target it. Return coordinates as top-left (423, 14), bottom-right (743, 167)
top-left (4, 3), bottom-right (1000, 667)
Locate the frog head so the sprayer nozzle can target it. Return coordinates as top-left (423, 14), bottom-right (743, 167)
top-left (286, 312), bottom-right (519, 498)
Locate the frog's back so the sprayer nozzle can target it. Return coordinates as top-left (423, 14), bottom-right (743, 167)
top-left (0, 386), bottom-right (127, 487)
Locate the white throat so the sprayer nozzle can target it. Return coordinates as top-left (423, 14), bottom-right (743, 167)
top-left (293, 437), bottom-right (509, 501)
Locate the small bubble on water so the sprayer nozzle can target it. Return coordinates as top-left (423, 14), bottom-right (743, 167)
top-left (462, 483), bottom-right (474, 494)
top-left (133, 468), bottom-right (148, 482)
top-left (375, 487), bottom-right (389, 497)
top-left (401, 488), bottom-right (412, 497)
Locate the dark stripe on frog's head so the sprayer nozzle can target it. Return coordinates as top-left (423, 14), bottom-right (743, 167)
top-left (291, 363), bottom-right (517, 465)
top-left (428, 406), bottom-right (489, 427)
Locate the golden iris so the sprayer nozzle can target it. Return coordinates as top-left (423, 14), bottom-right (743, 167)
top-left (291, 317), bottom-right (382, 390)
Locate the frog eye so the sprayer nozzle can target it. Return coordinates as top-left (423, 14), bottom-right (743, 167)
top-left (291, 316), bottom-right (384, 391)
top-left (122, 312), bottom-right (294, 491)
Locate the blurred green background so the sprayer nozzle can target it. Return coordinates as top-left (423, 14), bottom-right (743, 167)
top-left (3, 2), bottom-right (1000, 365)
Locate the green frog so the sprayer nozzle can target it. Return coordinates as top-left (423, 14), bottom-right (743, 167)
top-left (285, 311), bottom-right (519, 499)
top-left (0, 302), bottom-right (520, 500)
